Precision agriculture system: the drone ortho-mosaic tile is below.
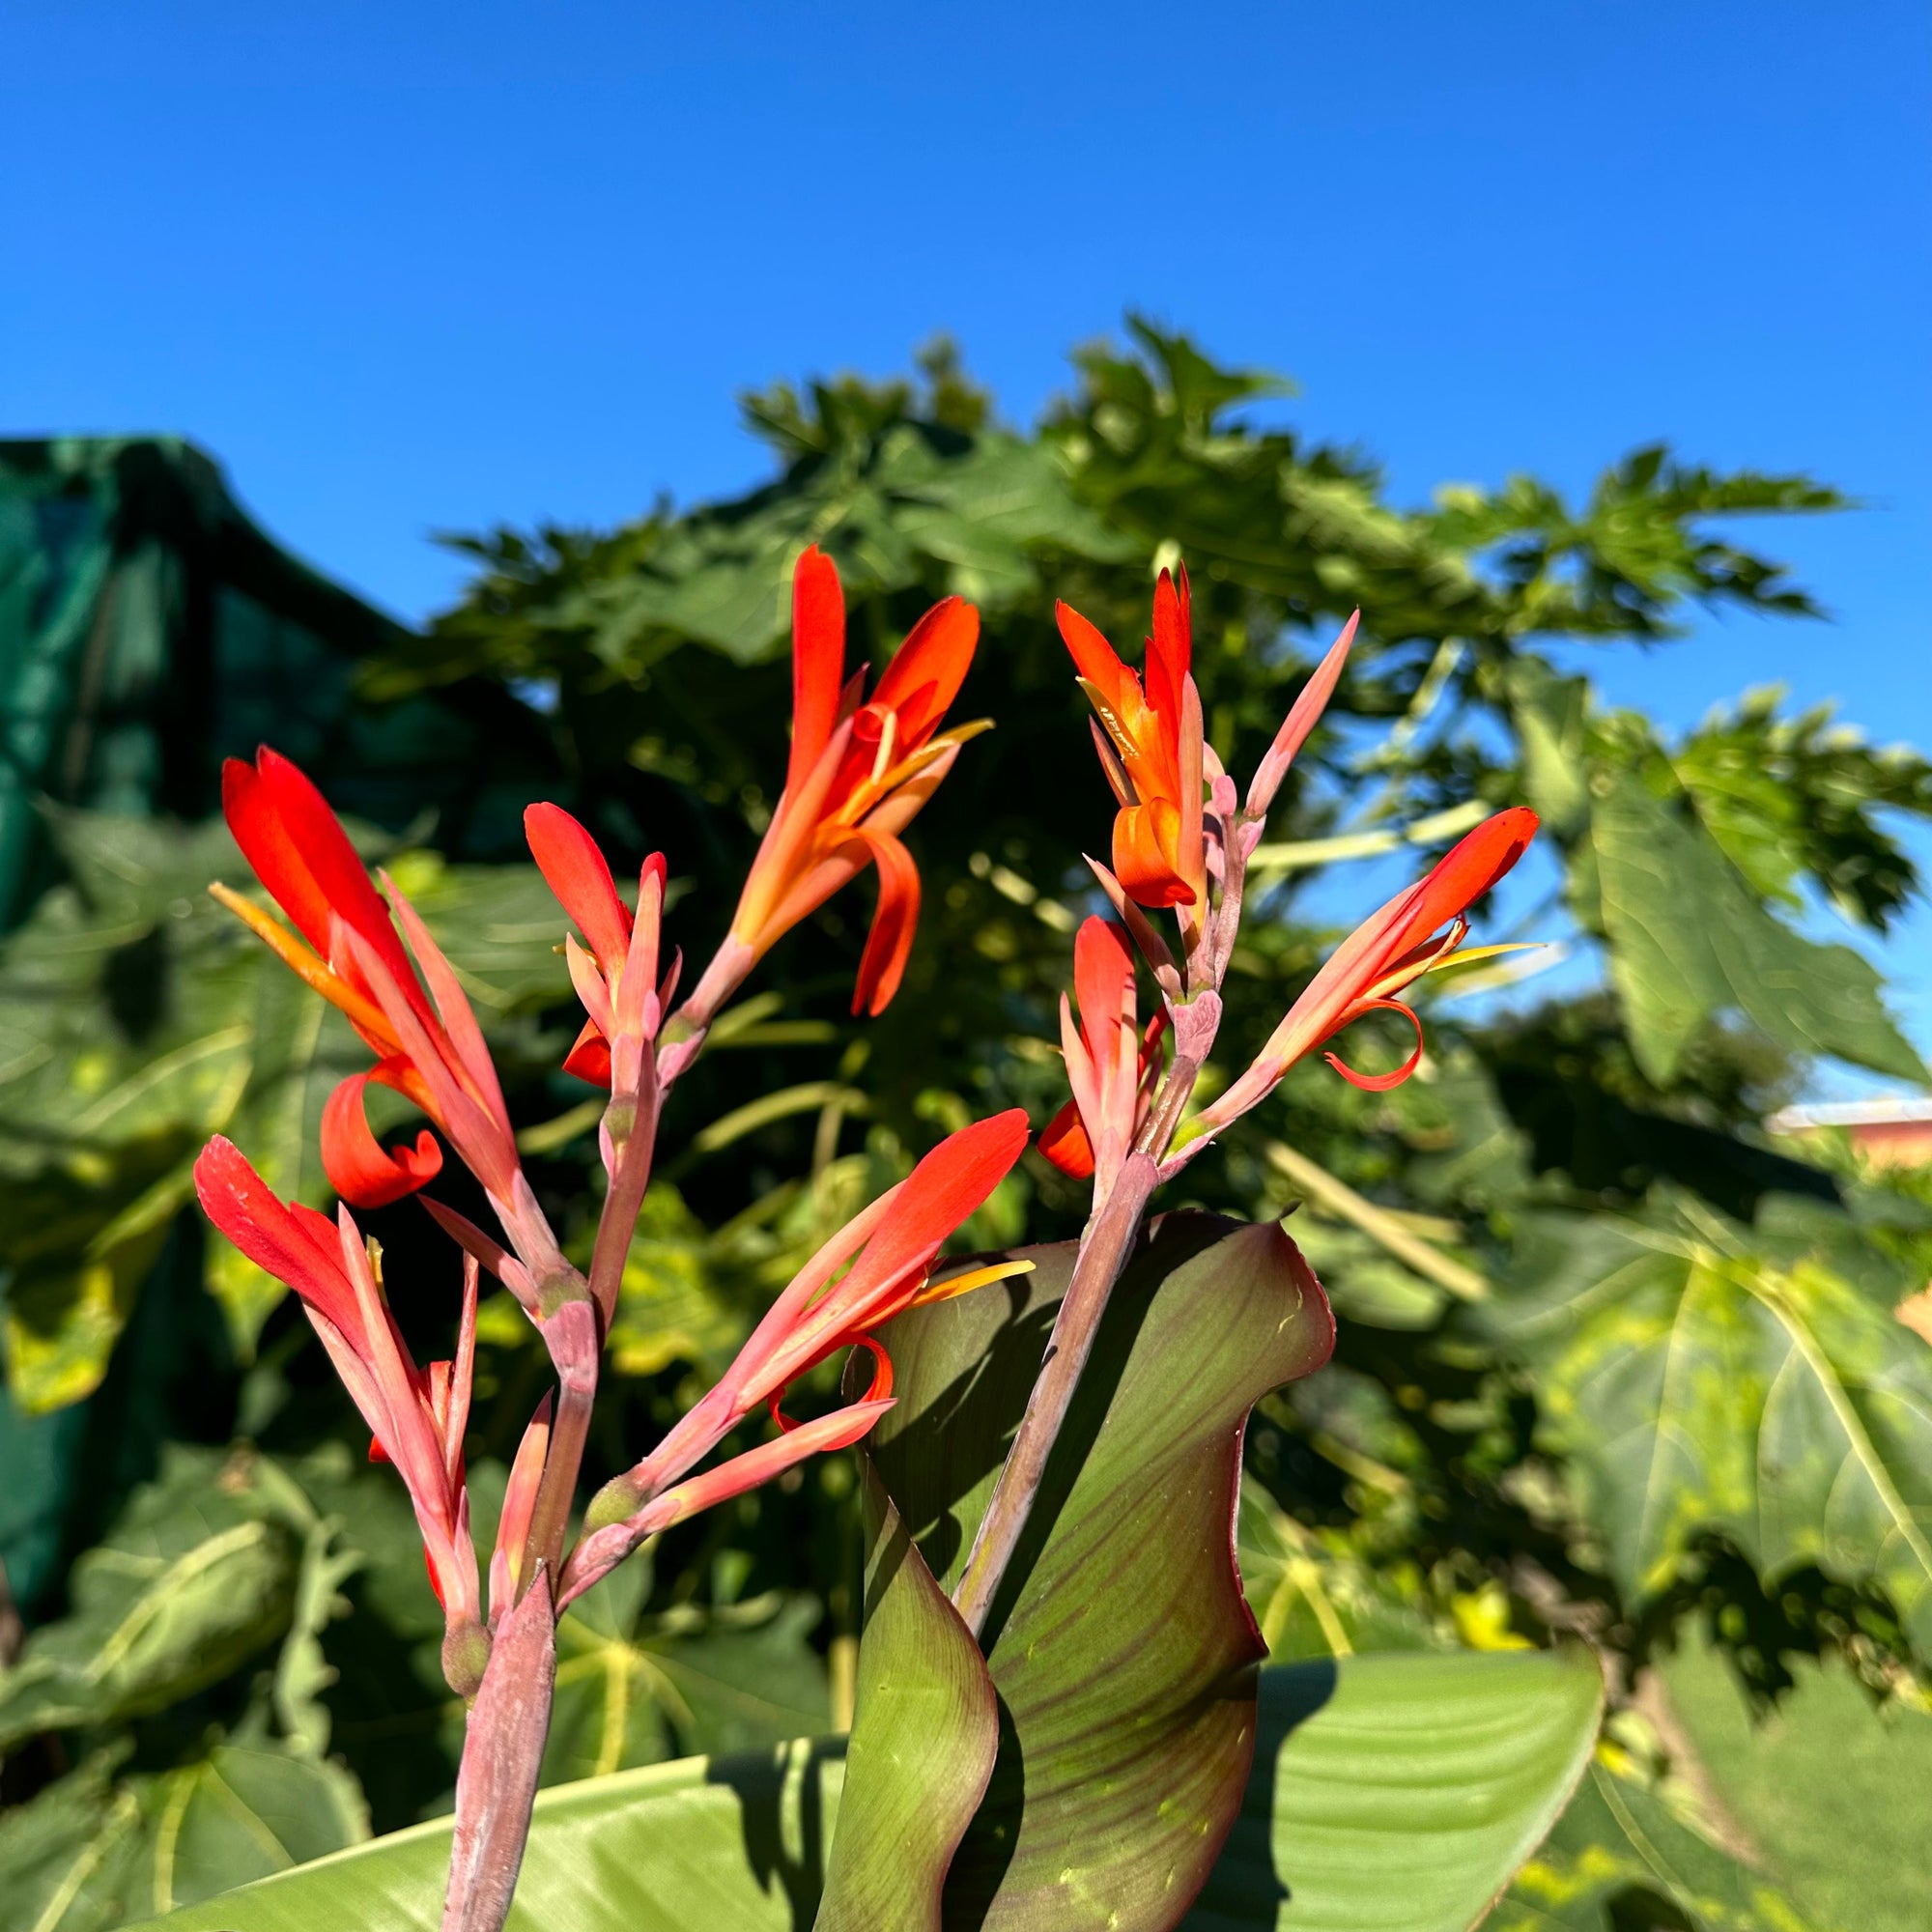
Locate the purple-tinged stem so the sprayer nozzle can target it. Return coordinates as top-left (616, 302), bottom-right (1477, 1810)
top-left (951, 1051), bottom-right (1205, 1640)
top-left (442, 1564), bottom-right (557, 1932)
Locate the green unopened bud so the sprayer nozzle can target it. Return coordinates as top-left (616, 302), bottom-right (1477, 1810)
top-left (441, 1618), bottom-right (492, 1700)
top-left (583, 1470), bottom-right (649, 1535)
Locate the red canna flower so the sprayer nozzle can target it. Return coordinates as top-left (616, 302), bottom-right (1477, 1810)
top-left (681, 546), bottom-right (985, 1025)
top-left (1178, 807), bottom-right (1540, 1158)
top-left (214, 750), bottom-right (520, 1210)
top-left (193, 1135), bottom-right (483, 1632)
top-left (524, 804), bottom-right (672, 1091)
top-left (1039, 918), bottom-right (1168, 1195)
top-left (562, 1109), bottom-right (1031, 1603)
top-left (1058, 567), bottom-right (1207, 929)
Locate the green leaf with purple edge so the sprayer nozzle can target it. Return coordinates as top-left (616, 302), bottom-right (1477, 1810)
top-left (860, 1209), bottom-right (1336, 1932)
top-left (811, 1463), bottom-right (999, 1932)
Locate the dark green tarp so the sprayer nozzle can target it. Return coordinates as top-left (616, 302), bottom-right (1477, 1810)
top-left (0, 437), bottom-right (545, 933)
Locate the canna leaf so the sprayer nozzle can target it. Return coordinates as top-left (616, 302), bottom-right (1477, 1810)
top-left (858, 1210), bottom-right (1335, 1931)
top-left (115, 1651), bottom-right (1603, 1932)
top-left (812, 1464), bottom-right (997, 1932)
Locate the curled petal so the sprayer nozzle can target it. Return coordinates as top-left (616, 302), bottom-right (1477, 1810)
top-left (849, 826), bottom-right (921, 1017)
top-left (769, 1332), bottom-right (894, 1433)
top-left (524, 804), bottom-right (633, 974)
top-left (1322, 998), bottom-right (1427, 1092)
top-left (322, 1073), bottom-right (443, 1208)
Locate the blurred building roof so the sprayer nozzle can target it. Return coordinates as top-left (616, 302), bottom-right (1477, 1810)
top-left (1768, 1098), bottom-right (1932, 1170)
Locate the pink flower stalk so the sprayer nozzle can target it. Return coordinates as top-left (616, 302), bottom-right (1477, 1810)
top-left (564, 1109), bottom-right (1031, 1602)
top-left (1039, 918), bottom-right (1168, 1197)
top-left (1176, 806), bottom-right (1540, 1162)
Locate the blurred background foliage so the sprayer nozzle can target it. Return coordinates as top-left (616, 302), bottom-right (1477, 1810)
top-left (4, 325), bottom-right (1932, 1931)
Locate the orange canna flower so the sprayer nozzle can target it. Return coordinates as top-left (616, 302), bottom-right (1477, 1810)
top-left (215, 749), bottom-right (520, 1209)
top-left (563, 1109), bottom-right (1030, 1603)
top-left (1039, 918), bottom-right (1167, 1195)
top-left (1181, 807), bottom-right (1540, 1151)
top-left (1057, 567), bottom-right (1207, 926)
top-left (524, 803), bottom-right (670, 1091)
top-left (681, 546), bottom-right (985, 1024)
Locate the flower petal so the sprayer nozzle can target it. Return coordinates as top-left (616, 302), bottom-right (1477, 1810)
top-left (1145, 565), bottom-right (1191, 728)
top-left (524, 803), bottom-right (633, 975)
top-left (194, 1136), bottom-right (365, 1340)
top-left (848, 826), bottom-right (922, 1017)
top-left (228, 749), bottom-right (423, 1007)
top-left (1039, 1097), bottom-right (1097, 1179)
top-left (871, 595), bottom-right (980, 750)
top-left (322, 1074), bottom-right (443, 1208)
top-left (786, 545), bottom-right (847, 794)
top-left (1056, 601), bottom-right (1134, 720)
top-left (1322, 998), bottom-right (1427, 1092)
top-left (1112, 799), bottom-right (1194, 908)
top-left (822, 1109), bottom-right (1030, 1331)
top-left (561, 1017), bottom-right (614, 1088)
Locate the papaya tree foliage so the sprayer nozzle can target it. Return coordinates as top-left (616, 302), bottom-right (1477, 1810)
top-left (2, 323), bottom-right (1928, 1931)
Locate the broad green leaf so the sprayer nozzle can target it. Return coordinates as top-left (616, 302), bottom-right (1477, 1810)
top-left (0, 1448), bottom-right (299, 1749)
top-left (814, 1465), bottom-right (997, 1932)
top-left (0, 1742), bottom-right (366, 1932)
top-left (546, 1559), bottom-right (831, 1782)
top-left (1236, 1478), bottom-right (1452, 1661)
top-left (121, 1652), bottom-right (1601, 1932)
top-left (1488, 1747), bottom-right (1823, 1932)
top-left (1592, 774), bottom-right (1924, 1086)
top-left (864, 1212), bottom-right (1335, 1931)
top-left (1482, 1194), bottom-right (1932, 1645)
top-left (122, 1740), bottom-right (848, 1932)
top-left (1183, 1651), bottom-right (1602, 1932)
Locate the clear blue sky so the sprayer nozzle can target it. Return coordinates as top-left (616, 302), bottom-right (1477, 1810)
top-left (5, 1), bottom-right (1927, 1066)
